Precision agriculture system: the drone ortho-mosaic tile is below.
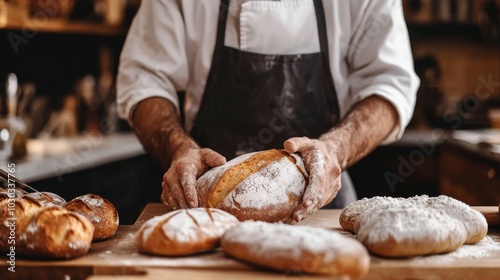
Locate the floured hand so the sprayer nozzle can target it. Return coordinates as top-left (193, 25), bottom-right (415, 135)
top-left (162, 147), bottom-right (226, 210)
top-left (284, 137), bottom-right (342, 223)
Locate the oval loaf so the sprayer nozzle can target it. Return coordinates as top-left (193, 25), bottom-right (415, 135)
top-left (197, 149), bottom-right (308, 223)
top-left (136, 208), bottom-right (239, 256)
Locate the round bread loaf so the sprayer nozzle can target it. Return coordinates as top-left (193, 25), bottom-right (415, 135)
top-left (339, 196), bottom-right (407, 233)
top-left (64, 193), bottom-right (119, 241)
top-left (221, 221), bottom-right (370, 278)
top-left (18, 207), bottom-right (94, 259)
top-left (0, 188), bottom-right (27, 202)
top-left (0, 197), bottom-right (45, 253)
top-left (423, 195), bottom-right (487, 244)
top-left (356, 206), bottom-right (467, 257)
top-left (136, 208), bottom-right (239, 256)
top-left (197, 149), bottom-right (307, 223)
top-left (341, 195), bottom-right (488, 244)
top-left (23, 192), bottom-right (66, 207)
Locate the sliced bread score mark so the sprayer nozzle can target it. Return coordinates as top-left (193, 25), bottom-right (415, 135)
top-left (208, 149), bottom-right (286, 208)
top-left (204, 208), bottom-right (215, 223)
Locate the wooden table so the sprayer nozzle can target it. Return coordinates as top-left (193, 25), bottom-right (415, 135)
top-left (1, 204), bottom-right (499, 280)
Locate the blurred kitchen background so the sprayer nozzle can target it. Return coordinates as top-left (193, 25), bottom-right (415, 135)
top-left (0, 0), bottom-right (499, 223)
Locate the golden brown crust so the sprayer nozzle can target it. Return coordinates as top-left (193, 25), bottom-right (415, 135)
top-left (0, 197), bottom-right (45, 254)
top-left (221, 221), bottom-right (370, 278)
top-left (136, 208), bottom-right (239, 256)
top-left (197, 149), bottom-right (308, 223)
top-left (23, 192), bottom-right (66, 207)
top-left (207, 149), bottom-right (287, 208)
top-left (64, 194), bottom-right (119, 241)
top-left (18, 207), bottom-right (94, 259)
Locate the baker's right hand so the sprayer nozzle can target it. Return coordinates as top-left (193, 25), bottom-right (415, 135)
top-left (161, 147), bottom-right (226, 210)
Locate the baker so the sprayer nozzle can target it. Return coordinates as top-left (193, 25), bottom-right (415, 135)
top-left (116, 0), bottom-right (419, 223)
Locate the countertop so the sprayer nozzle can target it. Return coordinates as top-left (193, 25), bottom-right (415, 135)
top-left (1, 204), bottom-right (499, 280)
top-left (13, 132), bottom-right (145, 183)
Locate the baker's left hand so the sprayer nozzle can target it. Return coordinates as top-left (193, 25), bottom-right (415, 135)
top-left (284, 137), bottom-right (342, 224)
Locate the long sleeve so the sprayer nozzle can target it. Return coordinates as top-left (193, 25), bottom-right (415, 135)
top-left (346, 0), bottom-right (420, 144)
top-left (116, 0), bottom-right (189, 124)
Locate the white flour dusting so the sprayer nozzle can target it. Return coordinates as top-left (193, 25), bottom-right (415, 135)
top-left (221, 155), bottom-right (306, 210)
top-left (223, 221), bottom-right (364, 264)
top-left (80, 194), bottom-right (104, 207)
top-left (357, 206), bottom-right (467, 247)
top-left (411, 235), bottom-right (500, 264)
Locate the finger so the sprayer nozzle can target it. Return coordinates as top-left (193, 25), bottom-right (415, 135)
top-left (161, 181), bottom-right (179, 210)
top-left (202, 149), bottom-right (226, 167)
top-left (284, 137), bottom-right (311, 153)
top-left (180, 165), bottom-right (199, 208)
top-left (170, 180), bottom-right (189, 209)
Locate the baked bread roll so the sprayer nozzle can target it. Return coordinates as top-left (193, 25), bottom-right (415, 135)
top-left (23, 191), bottom-right (66, 207)
top-left (0, 197), bottom-right (45, 253)
top-left (221, 221), bottom-right (370, 278)
top-left (0, 188), bottom-right (27, 202)
top-left (18, 207), bottom-right (94, 259)
top-left (64, 193), bottom-right (119, 241)
top-left (356, 206), bottom-right (467, 257)
top-left (197, 149), bottom-right (307, 223)
top-left (0, 197), bottom-right (94, 259)
top-left (136, 208), bottom-right (239, 256)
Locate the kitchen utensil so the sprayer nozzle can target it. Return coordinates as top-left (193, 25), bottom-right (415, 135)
top-left (0, 168), bottom-right (39, 193)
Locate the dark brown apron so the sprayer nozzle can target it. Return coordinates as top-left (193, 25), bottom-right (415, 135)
top-left (190, 0), bottom-right (356, 208)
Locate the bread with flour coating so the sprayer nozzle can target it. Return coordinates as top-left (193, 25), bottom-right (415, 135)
top-left (197, 149), bottom-right (308, 223)
top-left (18, 207), bottom-right (94, 259)
top-left (64, 193), bottom-right (119, 241)
top-left (0, 197), bottom-right (94, 259)
top-left (136, 208), bottom-right (239, 256)
top-left (221, 221), bottom-right (370, 278)
top-left (24, 191), bottom-right (67, 207)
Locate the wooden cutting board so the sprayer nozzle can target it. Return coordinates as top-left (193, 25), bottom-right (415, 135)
top-left (1, 204), bottom-right (499, 280)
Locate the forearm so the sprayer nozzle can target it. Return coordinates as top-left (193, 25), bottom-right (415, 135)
top-left (320, 95), bottom-right (399, 169)
top-left (131, 97), bottom-right (198, 169)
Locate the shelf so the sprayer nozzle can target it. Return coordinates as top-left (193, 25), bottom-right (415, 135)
top-left (0, 19), bottom-right (127, 36)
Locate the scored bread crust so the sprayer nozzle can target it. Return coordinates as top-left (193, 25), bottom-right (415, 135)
top-left (18, 207), bottom-right (94, 259)
top-left (23, 192), bottom-right (67, 207)
top-left (65, 193), bottom-right (119, 241)
top-left (197, 149), bottom-right (308, 223)
top-left (221, 221), bottom-right (370, 278)
top-left (0, 197), bottom-right (45, 253)
top-left (136, 208), bottom-right (239, 256)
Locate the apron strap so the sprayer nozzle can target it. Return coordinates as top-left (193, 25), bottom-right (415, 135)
top-left (313, 0), bottom-right (340, 114)
top-left (205, 0), bottom-right (230, 93)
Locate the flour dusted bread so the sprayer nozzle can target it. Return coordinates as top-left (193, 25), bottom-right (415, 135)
top-left (65, 193), bottom-right (119, 241)
top-left (423, 195), bottom-right (487, 243)
top-left (340, 195), bottom-right (488, 257)
top-left (197, 149), bottom-right (307, 223)
top-left (136, 208), bottom-right (239, 256)
top-left (357, 207), bottom-right (467, 257)
top-left (221, 221), bottom-right (370, 278)
top-left (24, 191), bottom-right (66, 207)
top-left (0, 197), bottom-right (94, 259)
top-left (0, 197), bottom-right (45, 253)
top-left (19, 207), bottom-right (94, 259)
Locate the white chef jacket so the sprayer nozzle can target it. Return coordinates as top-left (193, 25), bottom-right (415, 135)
top-left (117, 0), bottom-right (420, 144)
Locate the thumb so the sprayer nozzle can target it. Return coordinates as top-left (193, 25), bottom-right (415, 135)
top-left (202, 149), bottom-right (226, 167)
top-left (284, 137), bottom-right (310, 154)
